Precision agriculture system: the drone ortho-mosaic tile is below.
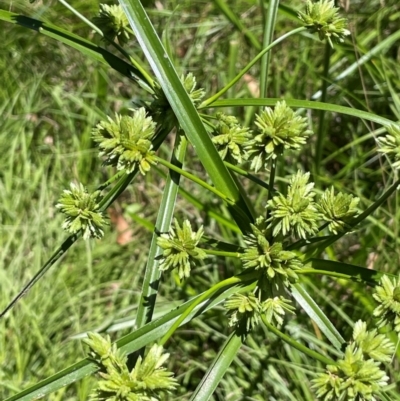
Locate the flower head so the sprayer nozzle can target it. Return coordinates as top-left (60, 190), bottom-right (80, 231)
top-left (212, 113), bottom-right (251, 164)
top-left (157, 219), bottom-right (206, 280)
top-left (377, 124), bottom-right (400, 170)
top-left (352, 320), bottom-right (395, 363)
top-left (56, 183), bottom-right (107, 240)
top-left (85, 333), bottom-right (177, 401)
top-left (93, 4), bottom-right (130, 45)
top-left (225, 292), bottom-right (261, 332)
top-left (312, 322), bottom-right (391, 401)
top-left (318, 187), bottom-right (359, 234)
top-left (240, 217), bottom-right (303, 287)
top-left (267, 171), bottom-right (320, 239)
top-left (261, 296), bottom-right (295, 327)
top-left (151, 73), bottom-right (205, 127)
top-left (92, 108), bottom-right (157, 175)
top-left (244, 101), bottom-right (312, 172)
top-left (298, 0), bottom-right (351, 47)
top-left (373, 274), bottom-right (400, 334)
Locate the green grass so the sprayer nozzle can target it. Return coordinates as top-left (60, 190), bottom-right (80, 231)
top-left (1, 0), bottom-right (400, 400)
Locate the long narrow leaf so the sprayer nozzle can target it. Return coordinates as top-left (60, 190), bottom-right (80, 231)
top-left (119, 0), bottom-right (252, 232)
top-left (205, 98), bottom-right (395, 127)
top-left (5, 283), bottom-right (253, 401)
top-left (291, 284), bottom-right (345, 351)
top-left (135, 134), bottom-right (187, 329)
top-left (0, 10), bottom-right (147, 83)
top-left (189, 331), bottom-right (243, 401)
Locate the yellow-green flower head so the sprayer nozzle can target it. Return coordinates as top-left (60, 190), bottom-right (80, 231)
top-left (157, 219), bottom-right (206, 280)
top-left (85, 333), bottom-right (177, 401)
top-left (212, 113), bottom-right (251, 164)
top-left (298, 0), bottom-right (351, 47)
top-left (373, 274), bottom-right (400, 334)
top-left (56, 183), bottom-right (107, 240)
top-left (312, 321), bottom-right (391, 401)
top-left (245, 101), bottom-right (312, 172)
top-left (240, 216), bottom-right (303, 287)
top-left (151, 73), bottom-right (205, 127)
top-left (225, 292), bottom-right (261, 332)
top-left (267, 171), bottom-right (320, 239)
top-left (377, 124), bottom-right (400, 170)
top-left (261, 296), bottom-right (295, 327)
top-left (318, 187), bottom-right (359, 234)
top-left (92, 108), bottom-right (157, 175)
top-left (94, 4), bottom-right (130, 45)
top-left (352, 320), bottom-right (395, 363)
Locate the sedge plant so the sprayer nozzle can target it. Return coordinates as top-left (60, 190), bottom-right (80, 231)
top-left (1, 1), bottom-right (400, 400)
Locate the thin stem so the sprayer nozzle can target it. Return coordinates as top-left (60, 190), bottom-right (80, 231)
top-left (224, 161), bottom-right (270, 191)
top-left (203, 249), bottom-right (239, 258)
top-left (259, 0), bottom-right (280, 101)
top-left (155, 156), bottom-right (235, 206)
top-left (200, 27), bottom-right (306, 108)
top-left (159, 272), bottom-right (259, 345)
top-left (135, 135), bottom-right (187, 330)
top-left (297, 269), bottom-right (356, 280)
top-left (314, 41), bottom-right (332, 176)
top-left (266, 157), bottom-right (277, 219)
top-left (261, 315), bottom-right (335, 365)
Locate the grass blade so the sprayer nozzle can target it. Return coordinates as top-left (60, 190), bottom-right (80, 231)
top-left (291, 283), bottom-right (345, 351)
top-left (189, 331), bottom-right (243, 401)
top-left (206, 98), bottom-right (396, 127)
top-left (4, 283), bottom-right (253, 401)
top-left (119, 0), bottom-right (253, 232)
top-left (0, 10), bottom-right (147, 83)
top-left (135, 134), bottom-right (187, 329)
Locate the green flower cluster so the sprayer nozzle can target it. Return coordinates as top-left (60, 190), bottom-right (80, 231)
top-left (318, 187), bottom-right (359, 234)
top-left (157, 219), bottom-right (206, 280)
top-left (225, 292), bottom-right (261, 332)
top-left (93, 4), bottom-right (131, 45)
top-left (267, 171), bottom-right (320, 239)
top-left (92, 108), bottom-right (157, 175)
top-left (151, 73), bottom-right (205, 126)
top-left (377, 124), bottom-right (400, 170)
top-left (265, 172), bottom-right (359, 239)
top-left (245, 101), bottom-right (312, 172)
top-left (298, 0), bottom-right (350, 47)
top-left (85, 332), bottom-right (177, 401)
top-left (240, 217), bottom-right (303, 287)
top-left (312, 321), bottom-right (392, 401)
top-left (373, 274), bottom-right (400, 334)
top-left (56, 182), bottom-right (107, 240)
top-left (212, 113), bottom-right (251, 164)
top-left (225, 292), bottom-right (295, 331)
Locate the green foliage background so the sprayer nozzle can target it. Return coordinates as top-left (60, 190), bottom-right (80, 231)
top-left (0, 0), bottom-right (400, 399)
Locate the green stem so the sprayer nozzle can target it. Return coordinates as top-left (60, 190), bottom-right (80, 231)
top-left (135, 135), bottom-right (187, 330)
top-left (155, 156), bottom-right (235, 206)
top-left (203, 249), bottom-right (239, 258)
top-left (261, 315), bottom-right (335, 365)
top-left (224, 161), bottom-right (270, 191)
top-left (266, 157), bottom-right (277, 219)
top-left (314, 41), bottom-right (332, 176)
top-left (201, 27), bottom-right (306, 107)
top-left (259, 0), bottom-right (280, 101)
top-left (297, 269), bottom-right (356, 280)
top-left (159, 273), bottom-right (258, 345)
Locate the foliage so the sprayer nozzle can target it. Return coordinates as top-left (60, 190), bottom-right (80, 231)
top-left (1, 0), bottom-right (400, 401)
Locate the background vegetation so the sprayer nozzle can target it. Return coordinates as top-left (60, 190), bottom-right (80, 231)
top-left (0, 0), bottom-right (400, 399)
